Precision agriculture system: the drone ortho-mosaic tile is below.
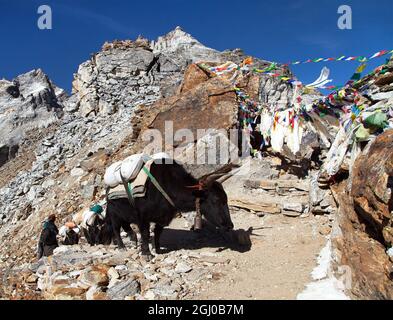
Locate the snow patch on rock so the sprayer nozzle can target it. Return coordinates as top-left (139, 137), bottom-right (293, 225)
top-left (297, 240), bottom-right (350, 300)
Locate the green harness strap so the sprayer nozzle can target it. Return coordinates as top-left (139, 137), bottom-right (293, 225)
top-left (125, 166), bottom-right (176, 208)
top-left (142, 166), bottom-right (176, 207)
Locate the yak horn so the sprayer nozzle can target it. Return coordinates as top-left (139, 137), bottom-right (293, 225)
top-left (199, 163), bottom-right (238, 187)
top-left (216, 167), bottom-right (241, 184)
top-left (216, 174), bottom-right (231, 184)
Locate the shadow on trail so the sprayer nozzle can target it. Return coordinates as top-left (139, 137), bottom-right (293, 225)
top-left (158, 226), bottom-right (252, 254)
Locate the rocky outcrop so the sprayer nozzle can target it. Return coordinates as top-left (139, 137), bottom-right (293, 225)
top-left (70, 27), bottom-right (224, 117)
top-left (70, 27), bottom-right (293, 118)
top-left (70, 42), bottom-right (161, 116)
top-left (134, 65), bottom-right (238, 149)
top-left (351, 130), bottom-right (393, 246)
top-left (332, 182), bottom-right (393, 299)
top-left (0, 69), bottom-right (66, 167)
top-left (0, 27), bottom-right (265, 232)
top-left (331, 130), bottom-right (393, 299)
top-left (127, 61), bottom-right (276, 177)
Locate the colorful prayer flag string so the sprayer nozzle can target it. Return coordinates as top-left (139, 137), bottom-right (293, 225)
top-left (285, 49), bottom-right (392, 66)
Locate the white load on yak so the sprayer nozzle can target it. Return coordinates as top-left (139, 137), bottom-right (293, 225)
top-left (104, 152), bottom-right (171, 188)
top-left (104, 152), bottom-right (174, 208)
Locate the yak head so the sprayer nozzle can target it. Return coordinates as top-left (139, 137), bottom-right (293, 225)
top-left (193, 164), bottom-right (235, 231)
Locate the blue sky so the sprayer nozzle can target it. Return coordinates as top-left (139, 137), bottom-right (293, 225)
top-left (1, 0), bottom-right (392, 93)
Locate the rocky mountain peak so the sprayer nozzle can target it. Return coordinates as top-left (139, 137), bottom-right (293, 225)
top-left (151, 26), bottom-right (201, 53)
top-left (0, 68), bottom-right (66, 166)
top-left (150, 26), bottom-right (220, 61)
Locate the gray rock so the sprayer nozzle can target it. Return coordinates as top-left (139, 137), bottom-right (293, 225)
top-left (175, 262), bottom-right (192, 273)
top-left (70, 168), bottom-right (85, 177)
top-left (52, 251), bottom-right (94, 268)
top-left (0, 27), bottom-right (295, 272)
top-left (107, 279), bottom-right (141, 300)
top-left (42, 179), bottom-right (55, 189)
top-left (282, 203), bottom-right (304, 213)
top-left (26, 187), bottom-right (38, 202)
top-left (64, 94), bottom-right (79, 113)
top-left (163, 256), bottom-right (177, 265)
top-left (81, 184), bottom-right (96, 200)
top-left (152, 284), bottom-right (178, 298)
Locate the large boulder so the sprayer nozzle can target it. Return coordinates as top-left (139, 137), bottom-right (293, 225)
top-left (128, 63), bottom-right (266, 175)
top-left (351, 130), bottom-right (393, 246)
top-left (147, 76), bottom-right (238, 144)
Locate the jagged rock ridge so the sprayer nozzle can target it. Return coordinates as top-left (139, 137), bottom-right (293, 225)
top-left (0, 69), bottom-right (66, 166)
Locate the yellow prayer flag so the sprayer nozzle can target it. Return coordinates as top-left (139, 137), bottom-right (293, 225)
top-left (355, 64), bottom-right (367, 74)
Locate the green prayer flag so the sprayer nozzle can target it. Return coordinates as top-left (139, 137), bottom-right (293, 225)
top-left (355, 124), bottom-right (370, 141)
top-left (364, 112), bottom-right (388, 129)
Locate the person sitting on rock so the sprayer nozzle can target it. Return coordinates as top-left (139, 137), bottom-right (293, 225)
top-left (37, 214), bottom-right (59, 259)
top-left (58, 221), bottom-right (80, 245)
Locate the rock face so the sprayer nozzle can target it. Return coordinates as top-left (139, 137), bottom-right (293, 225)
top-left (149, 77), bottom-right (237, 140)
top-left (331, 130), bottom-right (393, 300)
top-left (0, 69), bottom-right (66, 167)
top-left (332, 183), bottom-right (393, 300)
top-left (352, 130), bottom-right (393, 246)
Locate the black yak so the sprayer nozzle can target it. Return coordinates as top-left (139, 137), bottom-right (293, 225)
top-left (102, 160), bottom-right (234, 260)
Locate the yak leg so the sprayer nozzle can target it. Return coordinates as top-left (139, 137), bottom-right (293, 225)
top-left (140, 222), bottom-right (153, 260)
top-left (123, 223), bottom-right (138, 248)
top-left (113, 220), bottom-right (125, 249)
top-left (83, 228), bottom-right (93, 246)
top-left (153, 224), bottom-right (164, 254)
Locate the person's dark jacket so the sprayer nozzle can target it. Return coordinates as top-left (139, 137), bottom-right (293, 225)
top-left (37, 220), bottom-right (59, 259)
